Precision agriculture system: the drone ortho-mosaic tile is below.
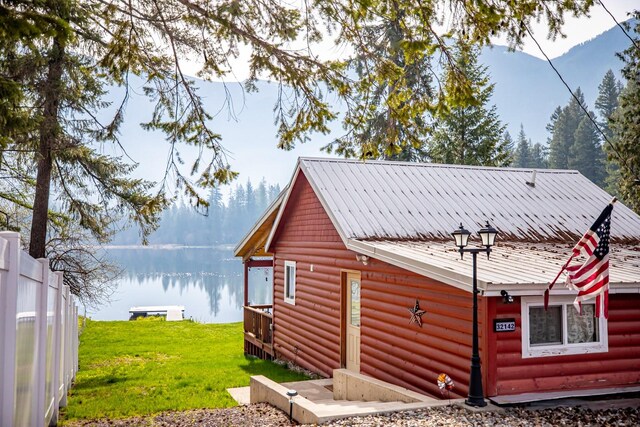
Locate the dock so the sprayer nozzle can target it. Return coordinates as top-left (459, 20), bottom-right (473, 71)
top-left (129, 305), bottom-right (185, 321)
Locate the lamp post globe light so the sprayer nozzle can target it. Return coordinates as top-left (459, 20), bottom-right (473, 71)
top-left (478, 222), bottom-right (498, 249)
top-left (451, 221), bottom-right (498, 408)
top-left (452, 223), bottom-right (471, 254)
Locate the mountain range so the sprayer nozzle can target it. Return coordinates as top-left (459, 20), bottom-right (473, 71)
top-left (482, 21), bottom-right (631, 144)
top-left (113, 21), bottom-right (635, 191)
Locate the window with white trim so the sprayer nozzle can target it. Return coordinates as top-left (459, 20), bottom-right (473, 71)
top-left (521, 296), bottom-right (608, 358)
top-left (284, 261), bottom-right (296, 305)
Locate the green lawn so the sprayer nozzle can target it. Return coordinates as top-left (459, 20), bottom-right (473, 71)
top-left (63, 318), bottom-right (307, 421)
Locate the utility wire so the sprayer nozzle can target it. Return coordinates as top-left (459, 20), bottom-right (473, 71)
top-left (599, 0), bottom-right (640, 52)
top-left (522, 24), bottom-right (626, 168)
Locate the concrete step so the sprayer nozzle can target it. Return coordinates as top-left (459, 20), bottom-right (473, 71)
top-left (313, 399), bottom-right (409, 410)
top-left (315, 399), bottom-right (382, 405)
top-left (250, 373), bottom-right (447, 425)
top-left (313, 399), bottom-right (426, 420)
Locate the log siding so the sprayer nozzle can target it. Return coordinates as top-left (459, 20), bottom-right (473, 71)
top-left (271, 172), bottom-right (484, 398)
top-left (488, 294), bottom-right (640, 396)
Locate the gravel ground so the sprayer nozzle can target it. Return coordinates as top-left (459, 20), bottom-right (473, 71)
top-left (65, 403), bottom-right (640, 426)
top-left (64, 403), bottom-right (291, 427)
top-left (322, 405), bottom-right (640, 426)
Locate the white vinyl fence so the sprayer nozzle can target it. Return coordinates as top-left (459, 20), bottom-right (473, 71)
top-left (0, 231), bottom-right (79, 426)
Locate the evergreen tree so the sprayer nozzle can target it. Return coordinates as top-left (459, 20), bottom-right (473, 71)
top-left (502, 131), bottom-right (515, 165)
top-left (324, 9), bottom-right (433, 160)
top-left (548, 89), bottom-right (588, 169)
top-left (546, 106), bottom-right (563, 139)
top-left (429, 40), bottom-right (508, 166)
top-left (268, 184), bottom-right (282, 203)
top-left (595, 69), bottom-right (624, 195)
top-left (569, 115), bottom-right (604, 185)
top-left (513, 126), bottom-right (531, 168)
top-left (255, 179), bottom-right (268, 214)
top-left (610, 12), bottom-right (640, 213)
top-left (245, 179), bottom-right (257, 224)
top-left (547, 87), bottom-right (607, 185)
top-left (207, 188), bottom-right (224, 245)
top-left (548, 111), bottom-right (571, 169)
top-left (596, 70), bottom-right (623, 137)
top-left (529, 143), bottom-right (548, 169)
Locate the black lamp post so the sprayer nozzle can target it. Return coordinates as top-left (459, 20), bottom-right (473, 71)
top-left (451, 221), bottom-right (498, 408)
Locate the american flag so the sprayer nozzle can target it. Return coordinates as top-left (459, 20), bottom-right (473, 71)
top-left (545, 200), bottom-right (615, 318)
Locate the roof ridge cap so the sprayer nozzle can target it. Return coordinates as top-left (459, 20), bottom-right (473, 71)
top-left (299, 157), bottom-right (579, 174)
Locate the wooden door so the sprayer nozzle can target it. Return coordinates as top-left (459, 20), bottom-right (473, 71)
top-left (345, 272), bottom-right (361, 372)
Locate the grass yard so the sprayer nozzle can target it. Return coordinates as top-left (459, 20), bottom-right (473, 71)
top-left (62, 318), bottom-right (308, 421)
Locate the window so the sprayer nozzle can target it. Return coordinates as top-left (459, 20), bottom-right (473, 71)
top-left (521, 296), bottom-right (608, 358)
top-left (284, 261), bottom-right (296, 305)
top-left (350, 278), bottom-right (360, 327)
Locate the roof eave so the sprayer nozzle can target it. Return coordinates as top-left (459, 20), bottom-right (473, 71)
top-left (484, 281), bottom-right (640, 296)
top-left (346, 239), bottom-right (480, 293)
top-left (350, 239), bottom-right (640, 296)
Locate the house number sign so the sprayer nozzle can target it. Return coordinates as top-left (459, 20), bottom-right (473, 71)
top-left (493, 318), bottom-right (516, 332)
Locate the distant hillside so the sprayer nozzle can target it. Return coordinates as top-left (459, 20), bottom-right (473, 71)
top-left (483, 21), bottom-right (632, 143)
top-left (113, 21), bottom-right (635, 189)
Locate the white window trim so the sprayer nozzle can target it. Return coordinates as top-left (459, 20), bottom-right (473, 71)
top-left (521, 295), bottom-right (608, 359)
top-left (284, 261), bottom-right (296, 305)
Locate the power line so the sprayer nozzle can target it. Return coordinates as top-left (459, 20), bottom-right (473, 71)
top-left (522, 23), bottom-right (626, 167)
top-left (598, 0), bottom-right (640, 52)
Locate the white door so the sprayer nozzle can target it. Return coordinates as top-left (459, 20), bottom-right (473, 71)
top-left (346, 273), bottom-right (361, 372)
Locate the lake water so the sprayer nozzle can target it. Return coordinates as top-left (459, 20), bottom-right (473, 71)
top-left (87, 247), bottom-right (273, 323)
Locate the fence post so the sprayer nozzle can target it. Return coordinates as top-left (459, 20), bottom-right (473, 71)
top-left (34, 258), bottom-right (50, 427)
top-left (73, 303), bottom-right (78, 379)
top-left (0, 231), bottom-right (20, 426)
top-left (60, 285), bottom-right (70, 407)
top-left (49, 271), bottom-right (64, 426)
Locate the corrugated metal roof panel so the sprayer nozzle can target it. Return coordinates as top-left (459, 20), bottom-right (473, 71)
top-left (354, 240), bottom-right (640, 291)
top-left (301, 158), bottom-right (640, 243)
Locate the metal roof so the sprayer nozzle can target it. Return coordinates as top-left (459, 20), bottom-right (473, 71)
top-left (299, 158), bottom-right (640, 244)
top-left (258, 157), bottom-right (640, 293)
top-left (348, 240), bottom-right (640, 295)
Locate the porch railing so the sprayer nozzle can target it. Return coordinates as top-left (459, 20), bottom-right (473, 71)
top-left (243, 305), bottom-right (273, 345)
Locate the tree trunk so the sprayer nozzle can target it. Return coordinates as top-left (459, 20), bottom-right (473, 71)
top-left (29, 39), bottom-right (65, 259)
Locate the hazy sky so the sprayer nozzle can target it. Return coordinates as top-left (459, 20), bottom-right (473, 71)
top-left (148, 2), bottom-right (638, 201)
top-left (182, 1), bottom-right (635, 79)
top-left (521, 1), bottom-right (634, 59)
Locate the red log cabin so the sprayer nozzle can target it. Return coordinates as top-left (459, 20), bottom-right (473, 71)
top-left (234, 158), bottom-right (640, 402)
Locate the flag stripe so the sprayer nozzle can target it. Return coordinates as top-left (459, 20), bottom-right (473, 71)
top-left (545, 203), bottom-right (613, 318)
top-left (576, 275), bottom-right (608, 296)
top-left (566, 255), bottom-right (600, 273)
top-left (573, 230), bottom-right (599, 256)
top-left (570, 260), bottom-right (609, 289)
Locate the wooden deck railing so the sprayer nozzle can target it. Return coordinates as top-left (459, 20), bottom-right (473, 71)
top-left (243, 305), bottom-right (273, 357)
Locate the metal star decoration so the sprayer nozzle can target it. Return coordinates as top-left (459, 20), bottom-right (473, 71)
top-left (408, 299), bottom-right (426, 327)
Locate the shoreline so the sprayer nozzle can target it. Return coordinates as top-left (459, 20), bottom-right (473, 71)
top-left (100, 243), bottom-right (236, 250)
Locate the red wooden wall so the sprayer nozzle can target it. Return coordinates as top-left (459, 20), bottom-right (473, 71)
top-left (487, 294), bottom-right (640, 396)
top-left (270, 169), bottom-right (640, 398)
top-left (360, 267), bottom-right (485, 399)
top-left (271, 172), bottom-right (344, 376)
top-left (270, 172), bottom-right (484, 398)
